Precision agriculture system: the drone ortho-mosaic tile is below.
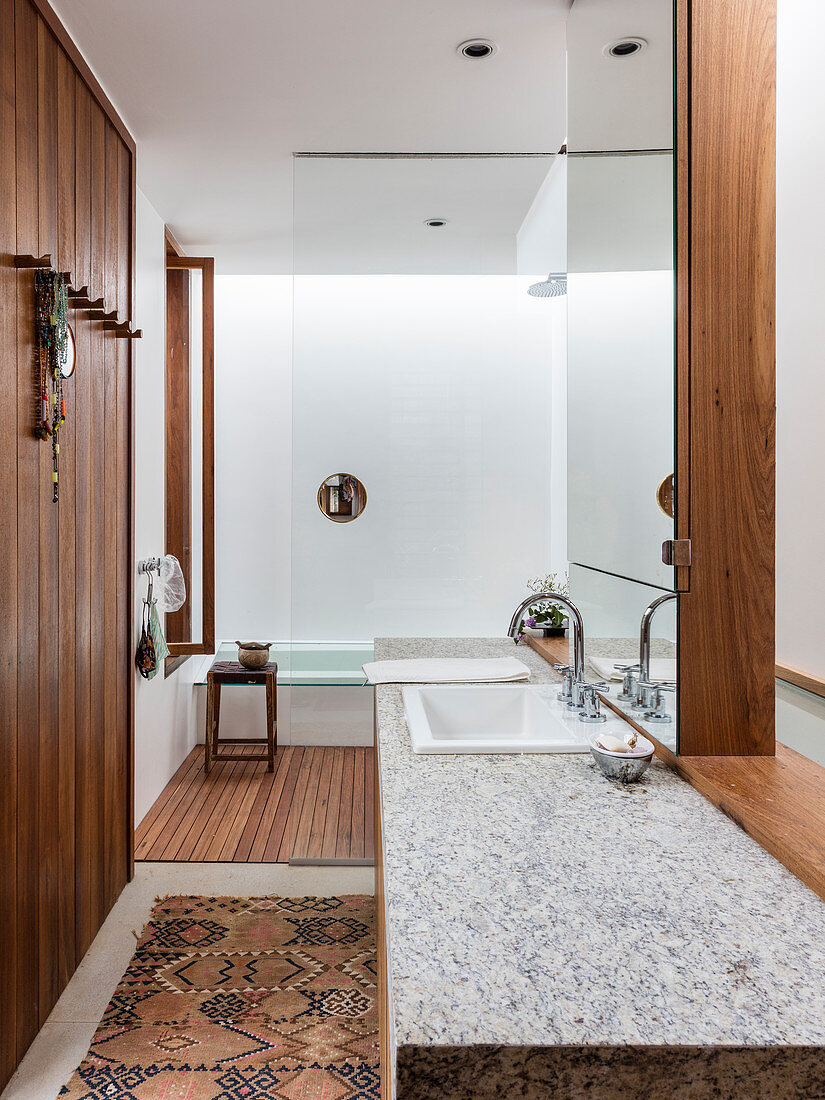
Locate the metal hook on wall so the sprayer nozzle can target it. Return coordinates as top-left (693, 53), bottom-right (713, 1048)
top-left (138, 557), bottom-right (161, 603)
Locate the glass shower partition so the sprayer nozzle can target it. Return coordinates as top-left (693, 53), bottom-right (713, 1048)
top-left (289, 152), bottom-right (565, 860)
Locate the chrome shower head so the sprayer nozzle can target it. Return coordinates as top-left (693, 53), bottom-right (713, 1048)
top-left (527, 273), bottom-right (567, 298)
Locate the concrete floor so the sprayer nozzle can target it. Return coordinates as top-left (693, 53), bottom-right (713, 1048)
top-left (0, 862), bottom-right (375, 1100)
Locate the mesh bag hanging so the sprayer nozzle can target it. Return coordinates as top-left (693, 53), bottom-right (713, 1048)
top-left (155, 554), bottom-right (187, 613)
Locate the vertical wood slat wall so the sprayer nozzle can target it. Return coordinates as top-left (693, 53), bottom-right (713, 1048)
top-left (0, 0), bottom-right (135, 1087)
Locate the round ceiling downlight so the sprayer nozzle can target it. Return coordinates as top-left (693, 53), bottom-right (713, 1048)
top-left (603, 37), bottom-right (648, 59)
top-left (457, 39), bottom-right (498, 59)
top-left (424, 218), bottom-right (449, 228)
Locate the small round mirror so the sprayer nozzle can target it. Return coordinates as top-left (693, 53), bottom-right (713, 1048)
top-left (61, 324), bottom-right (76, 378)
top-left (317, 473), bottom-right (367, 523)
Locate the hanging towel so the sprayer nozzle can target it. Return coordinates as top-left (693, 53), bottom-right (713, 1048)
top-left (362, 657), bottom-right (531, 685)
top-left (146, 599), bottom-right (170, 678)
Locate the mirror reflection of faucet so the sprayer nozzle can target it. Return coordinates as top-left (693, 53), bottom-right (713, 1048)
top-left (641, 682), bottom-right (675, 723)
top-left (614, 663), bottom-right (640, 703)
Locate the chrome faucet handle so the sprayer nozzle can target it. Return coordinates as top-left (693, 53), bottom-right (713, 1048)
top-left (570, 678), bottom-right (608, 711)
top-left (642, 682), bottom-right (676, 724)
top-left (615, 664), bottom-right (640, 702)
top-left (578, 684), bottom-right (608, 723)
top-left (632, 678), bottom-right (661, 710)
top-left (553, 664), bottom-right (575, 703)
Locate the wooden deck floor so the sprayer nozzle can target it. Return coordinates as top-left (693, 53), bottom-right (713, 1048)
top-left (135, 745), bottom-right (375, 863)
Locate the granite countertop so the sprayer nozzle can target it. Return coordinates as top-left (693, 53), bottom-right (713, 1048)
top-left (375, 637), bottom-right (825, 1099)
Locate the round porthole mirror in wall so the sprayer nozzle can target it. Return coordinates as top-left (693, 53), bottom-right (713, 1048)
top-left (317, 473), bottom-right (367, 523)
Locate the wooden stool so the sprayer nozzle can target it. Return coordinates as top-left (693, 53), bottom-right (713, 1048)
top-left (204, 661), bottom-right (277, 774)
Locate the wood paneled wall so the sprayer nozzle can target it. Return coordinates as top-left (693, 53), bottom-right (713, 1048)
top-left (0, 0), bottom-right (135, 1087)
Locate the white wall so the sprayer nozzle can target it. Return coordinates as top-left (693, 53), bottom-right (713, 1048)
top-left (290, 275), bottom-right (558, 639)
top-left (517, 157), bottom-right (567, 576)
top-left (210, 274), bottom-right (562, 641)
top-left (213, 276), bottom-right (293, 642)
top-left (775, 0), bottom-right (825, 756)
top-left (776, 0), bottom-right (825, 679)
top-left (133, 188), bottom-right (199, 826)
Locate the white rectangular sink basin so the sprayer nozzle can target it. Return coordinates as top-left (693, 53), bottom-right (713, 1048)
top-left (403, 684), bottom-right (591, 754)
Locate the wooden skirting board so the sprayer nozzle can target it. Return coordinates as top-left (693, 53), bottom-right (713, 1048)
top-left (527, 638), bottom-right (825, 906)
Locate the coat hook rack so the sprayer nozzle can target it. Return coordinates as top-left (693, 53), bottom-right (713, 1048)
top-left (87, 307), bottom-right (120, 321)
top-left (14, 254), bottom-right (52, 268)
top-left (68, 285), bottom-right (89, 299)
top-left (103, 320), bottom-right (143, 339)
top-left (138, 557), bottom-right (162, 575)
top-left (71, 294), bottom-right (105, 310)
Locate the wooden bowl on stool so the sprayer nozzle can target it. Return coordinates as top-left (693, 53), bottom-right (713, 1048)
top-left (235, 641), bottom-right (272, 670)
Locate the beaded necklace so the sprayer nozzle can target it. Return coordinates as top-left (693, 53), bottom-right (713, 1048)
top-left (35, 269), bottom-right (69, 502)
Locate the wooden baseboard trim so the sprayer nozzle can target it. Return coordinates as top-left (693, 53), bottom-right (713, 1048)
top-left (776, 663), bottom-right (825, 700)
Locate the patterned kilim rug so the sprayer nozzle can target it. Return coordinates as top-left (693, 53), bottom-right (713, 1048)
top-left (59, 895), bottom-right (380, 1100)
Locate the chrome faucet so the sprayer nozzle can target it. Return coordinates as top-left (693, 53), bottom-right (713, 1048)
top-left (639, 591), bottom-right (678, 684)
top-left (507, 592), bottom-right (586, 683)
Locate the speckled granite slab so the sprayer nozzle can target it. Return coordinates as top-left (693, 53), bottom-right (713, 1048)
top-left (375, 638), bottom-right (825, 1099)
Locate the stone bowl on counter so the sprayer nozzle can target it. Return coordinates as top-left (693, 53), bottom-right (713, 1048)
top-left (589, 732), bottom-right (655, 783)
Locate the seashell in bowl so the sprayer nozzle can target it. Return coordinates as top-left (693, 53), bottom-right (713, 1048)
top-left (235, 641), bottom-right (272, 670)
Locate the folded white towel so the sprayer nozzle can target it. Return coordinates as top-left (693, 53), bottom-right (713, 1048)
top-left (589, 655), bottom-right (677, 684)
top-left (362, 657), bottom-right (531, 685)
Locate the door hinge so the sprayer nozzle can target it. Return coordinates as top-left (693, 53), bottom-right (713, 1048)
top-left (662, 539), bottom-right (692, 567)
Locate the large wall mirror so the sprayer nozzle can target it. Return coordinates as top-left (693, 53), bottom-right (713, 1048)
top-left (566, 0), bottom-right (677, 749)
top-left (164, 234), bottom-right (215, 662)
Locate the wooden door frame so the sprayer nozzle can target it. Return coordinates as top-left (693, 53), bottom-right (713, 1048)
top-left (675, 0), bottom-right (776, 756)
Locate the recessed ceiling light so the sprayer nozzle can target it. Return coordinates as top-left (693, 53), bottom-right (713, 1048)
top-left (424, 218), bottom-right (449, 228)
top-left (603, 37), bottom-right (648, 59)
top-left (457, 39), bottom-right (499, 60)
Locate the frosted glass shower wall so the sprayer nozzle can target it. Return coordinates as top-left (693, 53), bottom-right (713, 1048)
top-left (291, 274), bottom-right (563, 641)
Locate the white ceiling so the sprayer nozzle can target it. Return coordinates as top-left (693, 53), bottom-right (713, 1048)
top-left (567, 0), bottom-right (673, 152)
top-left (293, 156), bottom-right (555, 274)
top-left (51, 0), bottom-right (571, 272)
